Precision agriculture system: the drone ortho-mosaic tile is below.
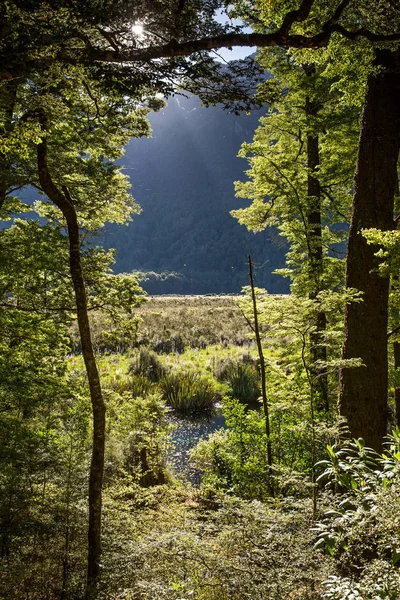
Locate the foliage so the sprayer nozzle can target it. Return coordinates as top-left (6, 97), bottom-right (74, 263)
top-left (237, 288), bottom-right (363, 403)
top-left (232, 45), bottom-right (359, 296)
top-left (213, 355), bottom-right (260, 403)
top-left (159, 370), bottom-right (217, 415)
top-left (191, 398), bottom-right (273, 499)
top-left (314, 432), bottom-right (400, 599)
top-left (130, 347), bottom-right (167, 382)
top-left (130, 374), bottom-right (157, 399)
top-left (106, 392), bottom-right (173, 487)
top-left (0, 316), bottom-right (90, 598)
top-left (191, 396), bottom-right (321, 499)
top-left (101, 487), bottom-right (329, 600)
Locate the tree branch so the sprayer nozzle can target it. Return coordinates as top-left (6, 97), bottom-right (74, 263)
top-left (77, 26), bottom-right (400, 67)
top-left (280, 0), bottom-right (317, 38)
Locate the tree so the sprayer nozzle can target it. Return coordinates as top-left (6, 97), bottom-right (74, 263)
top-left (0, 63), bottom-right (149, 596)
top-left (337, 48), bottom-right (400, 450)
top-left (0, 211), bottom-right (146, 596)
top-left (233, 45), bottom-right (359, 412)
top-left (35, 105), bottom-right (146, 597)
top-left (229, 2), bottom-right (400, 449)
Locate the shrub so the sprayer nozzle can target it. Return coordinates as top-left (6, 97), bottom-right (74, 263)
top-left (314, 431), bottom-right (400, 599)
top-left (214, 356), bottom-right (260, 403)
top-left (130, 373), bottom-right (155, 398)
top-left (191, 398), bottom-right (276, 500)
top-left (129, 347), bottom-right (166, 382)
top-left (153, 333), bottom-right (185, 354)
top-left (123, 393), bottom-right (172, 486)
top-left (101, 488), bottom-right (328, 600)
top-left (159, 370), bottom-right (216, 414)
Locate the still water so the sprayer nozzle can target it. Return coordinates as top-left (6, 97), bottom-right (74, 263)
top-left (168, 407), bottom-right (225, 483)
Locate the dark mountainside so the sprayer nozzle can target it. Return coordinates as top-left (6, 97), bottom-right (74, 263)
top-left (103, 94), bottom-right (288, 294)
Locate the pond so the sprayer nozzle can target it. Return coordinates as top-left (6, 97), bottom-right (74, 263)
top-left (168, 407), bottom-right (225, 483)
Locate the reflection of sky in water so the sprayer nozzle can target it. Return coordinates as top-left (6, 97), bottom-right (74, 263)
top-left (168, 409), bottom-right (225, 484)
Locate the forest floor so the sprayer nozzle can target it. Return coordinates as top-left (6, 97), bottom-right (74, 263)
top-left (9, 294), bottom-right (397, 599)
top-left (89, 294), bottom-right (330, 598)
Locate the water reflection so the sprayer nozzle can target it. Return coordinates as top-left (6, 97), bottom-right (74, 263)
top-left (168, 406), bottom-right (225, 484)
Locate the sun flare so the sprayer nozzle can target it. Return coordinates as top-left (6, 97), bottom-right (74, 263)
top-left (131, 23), bottom-right (144, 36)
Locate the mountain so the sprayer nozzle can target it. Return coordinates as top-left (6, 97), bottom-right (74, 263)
top-left (103, 94), bottom-right (289, 294)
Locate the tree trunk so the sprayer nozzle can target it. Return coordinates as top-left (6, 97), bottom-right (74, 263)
top-left (391, 272), bottom-right (400, 428)
top-left (0, 80), bottom-right (18, 211)
top-left (338, 49), bottom-right (400, 451)
top-left (306, 124), bottom-right (328, 411)
top-left (394, 340), bottom-right (400, 427)
top-left (248, 256), bottom-right (273, 470)
top-left (37, 127), bottom-right (105, 599)
top-left (303, 66), bottom-right (329, 411)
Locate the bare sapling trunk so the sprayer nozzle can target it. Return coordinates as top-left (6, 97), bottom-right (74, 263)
top-left (37, 123), bottom-right (105, 599)
top-left (248, 256), bottom-right (273, 481)
top-left (392, 185), bottom-right (400, 428)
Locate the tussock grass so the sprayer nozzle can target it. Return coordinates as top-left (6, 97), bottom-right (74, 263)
top-left (214, 354), bottom-right (260, 403)
top-left (130, 373), bottom-right (156, 398)
top-left (159, 371), bottom-right (217, 414)
top-left (129, 347), bottom-right (166, 382)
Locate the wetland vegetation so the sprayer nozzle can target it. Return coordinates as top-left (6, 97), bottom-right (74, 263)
top-left (3, 294), bottom-right (400, 599)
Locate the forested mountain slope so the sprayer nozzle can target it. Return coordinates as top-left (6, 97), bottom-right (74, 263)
top-left (103, 94), bottom-right (288, 294)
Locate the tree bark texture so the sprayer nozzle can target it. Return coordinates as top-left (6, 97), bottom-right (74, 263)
top-left (37, 128), bottom-right (105, 599)
top-left (338, 49), bottom-right (400, 451)
top-left (306, 121), bottom-right (328, 411)
top-left (394, 340), bottom-right (400, 428)
top-left (0, 80), bottom-right (18, 210)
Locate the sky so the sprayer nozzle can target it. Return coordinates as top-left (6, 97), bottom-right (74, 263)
top-left (213, 45), bottom-right (255, 62)
top-left (214, 9), bottom-right (255, 63)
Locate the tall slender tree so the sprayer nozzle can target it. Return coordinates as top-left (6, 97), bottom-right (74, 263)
top-left (233, 46), bottom-right (359, 411)
top-left (0, 64), bottom-right (149, 595)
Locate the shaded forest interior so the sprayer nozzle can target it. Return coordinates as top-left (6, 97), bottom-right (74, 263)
top-left (1, 1), bottom-right (400, 599)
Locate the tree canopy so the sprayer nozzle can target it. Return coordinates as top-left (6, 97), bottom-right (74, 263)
top-left (1, 0), bottom-right (400, 598)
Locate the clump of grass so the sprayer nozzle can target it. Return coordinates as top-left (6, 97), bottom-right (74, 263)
top-left (228, 363), bottom-right (260, 403)
top-left (129, 347), bottom-right (166, 382)
top-left (159, 371), bottom-right (217, 414)
top-left (214, 356), bottom-right (260, 403)
top-left (153, 333), bottom-right (185, 354)
top-left (108, 370), bottom-right (131, 394)
top-left (130, 374), bottom-right (156, 398)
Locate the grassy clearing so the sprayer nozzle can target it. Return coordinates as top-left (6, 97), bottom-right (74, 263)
top-left (69, 294), bottom-right (254, 353)
top-left (68, 291), bottom-right (287, 414)
top-left (134, 295), bottom-right (253, 349)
